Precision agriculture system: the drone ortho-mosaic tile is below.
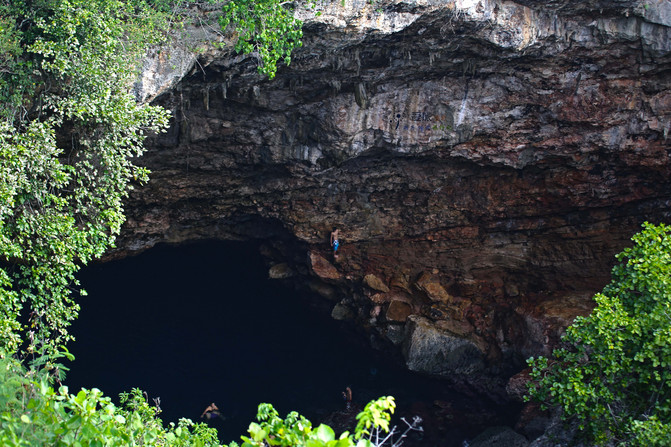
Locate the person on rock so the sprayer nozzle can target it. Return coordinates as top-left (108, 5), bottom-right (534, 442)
top-left (330, 228), bottom-right (340, 258)
top-left (342, 386), bottom-right (353, 410)
top-left (200, 402), bottom-right (223, 421)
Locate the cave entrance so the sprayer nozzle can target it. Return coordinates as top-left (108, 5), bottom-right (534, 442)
top-left (66, 239), bottom-right (515, 445)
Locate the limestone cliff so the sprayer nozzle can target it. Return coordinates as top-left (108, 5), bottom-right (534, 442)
top-left (117, 0), bottom-right (671, 395)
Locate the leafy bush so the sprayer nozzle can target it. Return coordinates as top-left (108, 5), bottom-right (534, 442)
top-left (527, 222), bottom-right (671, 445)
top-left (227, 395), bottom-right (422, 447)
top-left (0, 351), bottom-right (221, 446)
top-left (0, 0), bottom-right (172, 358)
top-left (0, 351), bottom-right (418, 447)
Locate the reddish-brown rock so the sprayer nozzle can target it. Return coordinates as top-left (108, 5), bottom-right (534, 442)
top-left (113, 0), bottom-right (671, 393)
top-left (385, 300), bottom-right (413, 322)
top-left (309, 251), bottom-right (342, 281)
top-left (415, 272), bottom-right (453, 304)
top-left (369, 293), bottom-right (389, 304)
top-left (363, 273), bottom-right (390, 293)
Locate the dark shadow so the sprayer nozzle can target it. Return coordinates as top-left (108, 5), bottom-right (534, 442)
top-left (66, 239), bottom-right (518, 445)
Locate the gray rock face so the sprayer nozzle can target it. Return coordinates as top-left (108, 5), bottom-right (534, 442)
top-left (135, 46), bottom-right (197, 104)
top-left (116, 0), bottom-right (671, 394)
top-left (403, 315), bottom-right (485, 376)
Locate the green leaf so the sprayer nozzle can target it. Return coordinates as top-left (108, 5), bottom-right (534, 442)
top-left (315, 424), bottom-right (336, 442)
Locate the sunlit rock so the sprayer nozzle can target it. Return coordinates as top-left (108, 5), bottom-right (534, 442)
top-left (414, 271), bottom-right (453, 303)
top-left (363, 273), bottom-right (390, 293)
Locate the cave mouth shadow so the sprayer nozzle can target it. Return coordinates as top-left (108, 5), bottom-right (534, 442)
top-left (66, 239), bottom-right (519, 445)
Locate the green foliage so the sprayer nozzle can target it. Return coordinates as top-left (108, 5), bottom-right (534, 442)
top-left (227, 396), bottom-right (402, 447)
top-left (0, 0), bottom-right (318, 358)
top-left (527, 222), bottom-right (671, 445)
top-left (0, 355), bottom-right (407, 447)
top-left (219, 0), bottom-right (305, 79)
top-left (0, 0), bottom-right (171, 357)
top-left (354, 396), bottom-right (395, 440)
top-left (628, 416), bottom-right (671, 447)
top-left (0, 352), bottom-right (221, 446)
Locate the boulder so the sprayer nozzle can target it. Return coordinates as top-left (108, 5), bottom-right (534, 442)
top-left (331, 302), bottom-right (354, 321)
top-left (268, 263), bottom-right (294, 279)
top-left (529, 410), bottom-right (595, 447)
top-left (403, 315), bottom-right (485, 376)
top-left (435, 318), bottom-right (474, 337)
top-left (390, 273), bottom-right (412, 292)
top-left (515, 403), bottom-right (551, 442)
top-left (309, 250), bottom-right (343, 280)
top-left (363, 273), bottom-right (390, 293)
top-left (370, 290), bottom-right (413, 304)
top-left (369, 292), bottom-right (390, 304)
top-left (506, 369), bottom-right (532, 402)
top-left (385, 300), bottom-right (413, 322)
top-left (307, 279), bottom-right (337, 301)
top-left (415, 272), bottom-right (452, 303)
top-left (381, 324), bottom-right (405, 345)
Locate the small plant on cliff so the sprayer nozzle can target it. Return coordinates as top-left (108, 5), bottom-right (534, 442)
top-left (219, 0), bottom-right (315, 79)
top-left (527, 222), bottom-right (671, 445)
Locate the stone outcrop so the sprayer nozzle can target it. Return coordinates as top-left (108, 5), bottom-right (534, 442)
top-left (116, 0), bottom-right (671, 395)
top-left (404, 315), bottom-right (485, 376)
top-left (363, 273), bottom-right (390, 292)
top-left (268, 262), bottom-right (295, 279)
top-left (309, 250), bottom-right (343, 280)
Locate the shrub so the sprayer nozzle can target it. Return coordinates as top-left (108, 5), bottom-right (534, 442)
top-left (527, 222), bottom-right (671, 445)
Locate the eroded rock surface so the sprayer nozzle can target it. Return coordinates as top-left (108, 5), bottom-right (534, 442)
top-left (117, 0), bottom-right (671, 395)
top-left (404, 315), bottom-right (485, 376)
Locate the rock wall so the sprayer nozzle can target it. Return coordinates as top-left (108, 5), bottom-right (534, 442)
top-left (117, 0), bottom-right (671, 395)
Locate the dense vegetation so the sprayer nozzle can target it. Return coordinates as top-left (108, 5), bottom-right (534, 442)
top-left (528, 222), bottom-right (671, 445)
top-left (0, 354), bottom-right (221, 446)
top-left (0, 0), bottom-right (309, 360)
top-left (0, 0), bottom-right (176, 359)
